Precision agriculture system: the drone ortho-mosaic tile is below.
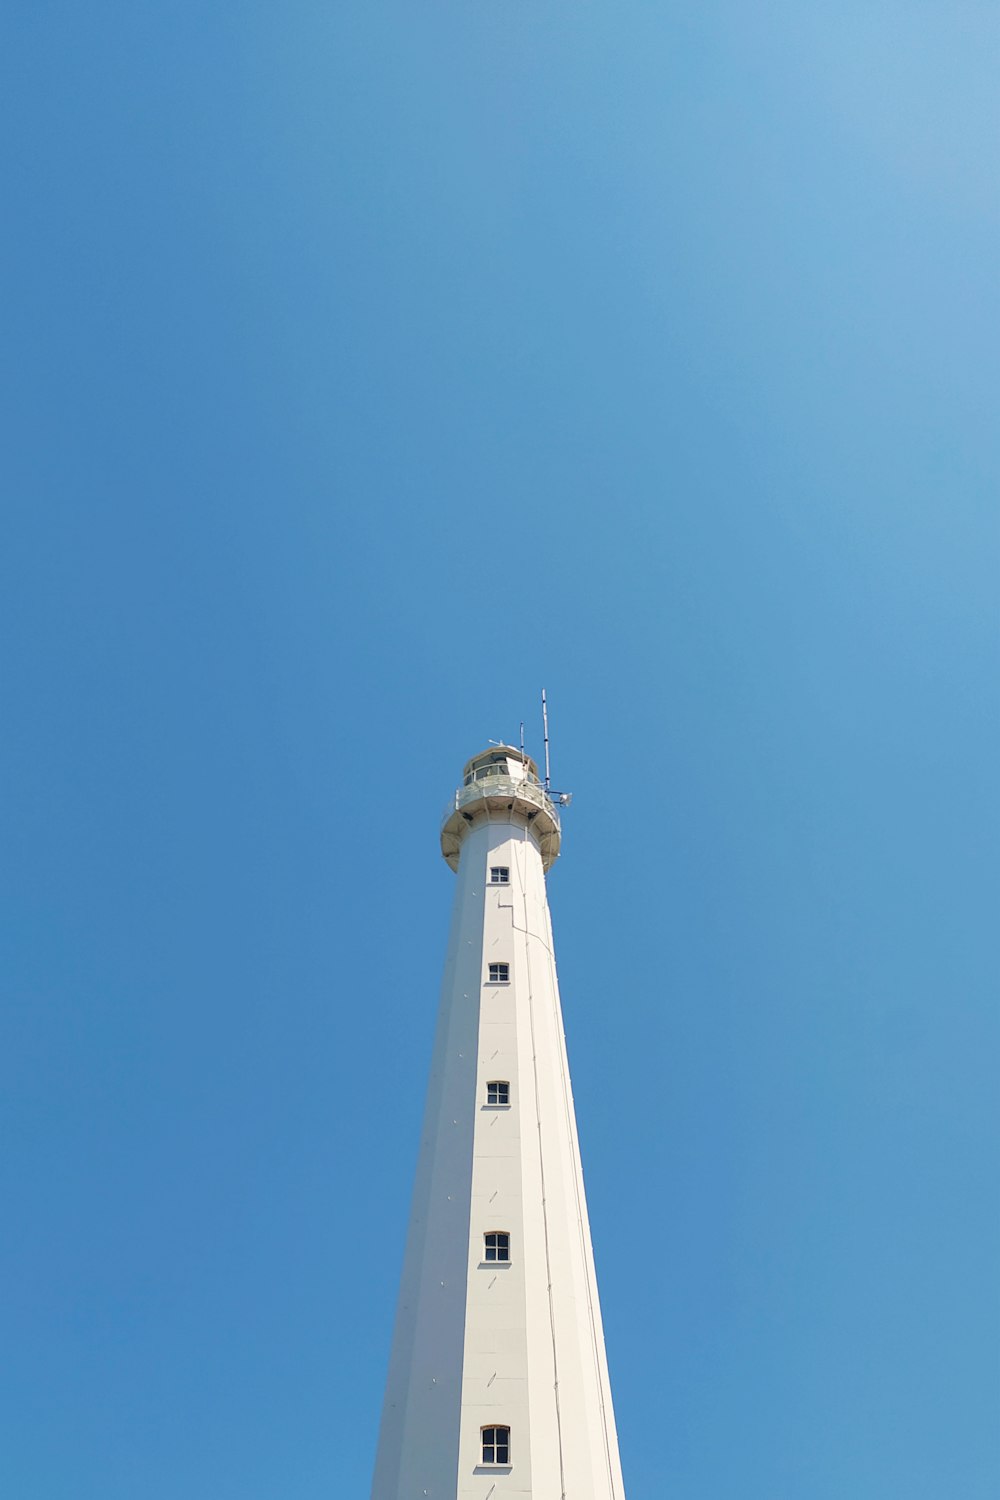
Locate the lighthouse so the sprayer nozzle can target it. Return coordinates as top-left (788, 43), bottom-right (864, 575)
top-left (371, 743), bottom-right (627, 1498)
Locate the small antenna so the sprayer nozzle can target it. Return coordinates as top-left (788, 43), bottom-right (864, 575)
top-left (520, 721), bottom-right (525, 761)
top-left (541, 688), bottom-right (551, 790)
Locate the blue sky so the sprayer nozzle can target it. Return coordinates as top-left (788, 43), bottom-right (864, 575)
top-left (1, 3), bottom-right (997, 1496)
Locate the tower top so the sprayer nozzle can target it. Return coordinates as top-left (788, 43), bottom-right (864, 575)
top-left (462, 744), bottom-right (543, 785)
top-left (440, 744), bottom-right (562, 873)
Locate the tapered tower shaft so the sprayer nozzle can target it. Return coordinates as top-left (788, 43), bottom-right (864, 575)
top-left (372, 747), bottom-right (625, 1498)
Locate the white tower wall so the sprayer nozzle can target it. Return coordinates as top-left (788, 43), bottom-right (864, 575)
top-left (372, 753), bottom-right (626, 1499)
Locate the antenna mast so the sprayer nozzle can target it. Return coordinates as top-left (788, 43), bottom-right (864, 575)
top-left (541, 688), bottom-right (551, 790)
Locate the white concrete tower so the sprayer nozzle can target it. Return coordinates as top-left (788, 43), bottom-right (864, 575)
top-left (371, 745), bottom-right (626, 1500)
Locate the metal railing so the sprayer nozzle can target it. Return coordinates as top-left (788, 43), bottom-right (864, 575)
top-left (442, 774), bottom-right (561, 829)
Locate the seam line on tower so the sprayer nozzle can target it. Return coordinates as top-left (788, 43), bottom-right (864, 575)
top-left (518, 827), bottom-right (568, 1500)
top-left (546, 901), bottom-right (620, 1496)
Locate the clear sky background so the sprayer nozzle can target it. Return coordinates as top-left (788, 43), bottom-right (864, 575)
top-left (2, 3), bottom-right (997, 1497)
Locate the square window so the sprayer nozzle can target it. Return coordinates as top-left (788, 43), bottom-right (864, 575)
top-left (482, 1426), bottom-right (511, 1465)
top-left (488, 962), bottom-right (509, 984)
top-left (487, 1081), bottom-right (510, 1106)
top-left (490, 866), bottom-right (510, 885)
top-left (484, 1231), bottom-right (510, 1263)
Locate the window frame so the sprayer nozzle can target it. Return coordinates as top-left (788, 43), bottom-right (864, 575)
top-left (481, 1425), bottom-right (511, 1466)
top-left (487, 962), bottom-right (510, 984)
top-left (489, 866), bottom-right (510, 885)
top-left (486, 1080), bottom-right (510, 1106)
top-left (483, 1230), bottom-right (511, 1264)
